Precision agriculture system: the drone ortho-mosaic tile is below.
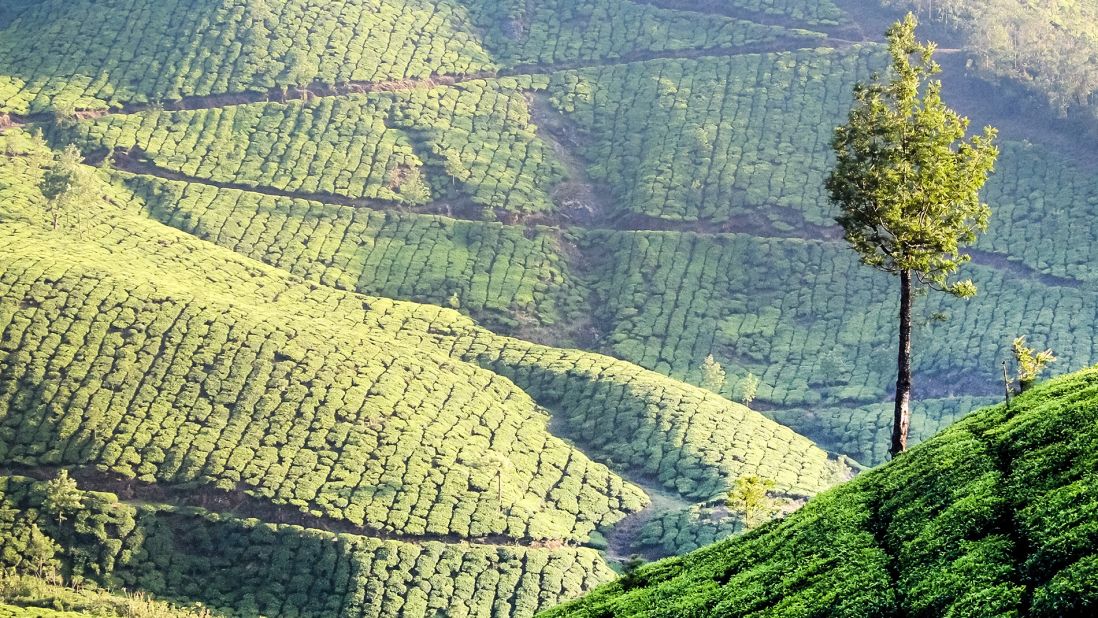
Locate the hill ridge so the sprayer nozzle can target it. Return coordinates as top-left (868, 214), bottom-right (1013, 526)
top-left (541, 367), bottom-right (1098, 616)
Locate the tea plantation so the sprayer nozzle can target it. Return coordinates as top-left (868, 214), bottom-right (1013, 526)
top-left (120, 173), bottom-right (586, 333)
top-left (543, 367), bottom-right (1098, 616)
top-left (0, 0), bottom-right (809, 115)
top-left (0, 475), bottom-right (615, 617)
top-left (64, 82), bottom-right (569, 214)
top-left (579, 229), bottom-right (1098, 462)
top-left (637, 0), bottom-right (848, 28)
top-left (0, 0), bottom-right (497, 115)
top-left (2, 0), bottom-right (1098, 613)
top-left (0, 131), bottom-right (844, 613)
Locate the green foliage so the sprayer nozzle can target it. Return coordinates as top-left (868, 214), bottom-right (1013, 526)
top-left (725, 476), bottom-right (778, 529)
top-left (22, 525), bottom-right (60, 579)
top-left (455, 0), bottom-right (810, 67)
top-left (0, 0), bottom-right (497, 114)
top-left (68, 82), bottom-right (566, 214)
top-left (678, 0), bottom-right (847, 26)
top-left (0, 572), bottom-right (214, 618)
top-left (542, 367), bottom-right (1098, 616)
top-left (828, 13), bottom-right (997, 297)
top-left (38, 145), bottom-right (87, 231)
top-left (0, 133), bottom-right (845, 593)
top-left (580, 229), bottom-right (1098, 464)
top-left (549, 48), bottom-right (1098, 282)
top-left (699, 354), bottom-right (725, 393)
top-left (770, 396), bottom-right (998, 465)
top-left (635, 502), bottom-right (744, 557)
top-left (735, 373), bottom-right (758, 407)
top-left (40, 472), bottom-right (81, 526)
top-left (0, 0), bottom-right (818, 116)
top-left (881, 0), bottom-right (1098, 125)
top-left (1012, 336), bottom-right (1055, 390)
top-left (548, 48), bottom-right (882, 224)
top-left (0, 476), bottom-right (614, 618)
top-left (119, 173), bottom-right (585, 331)
top-left (0, 145), bottom-right (843, 500)
top-left (0, 145), bottom-right (645, 545)
top-left (616, 556), bottom-right (646, 591)
top-left (977, 141), bottom-right (1098, 282)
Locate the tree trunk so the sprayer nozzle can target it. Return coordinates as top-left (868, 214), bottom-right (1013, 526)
top-left (891, 269), bottom-right (913, 458)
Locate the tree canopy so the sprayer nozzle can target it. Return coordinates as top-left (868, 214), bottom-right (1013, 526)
top-left (827, 13), bottom-right (998, 296)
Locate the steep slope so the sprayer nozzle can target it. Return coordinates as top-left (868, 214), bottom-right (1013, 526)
top-left (0, 0), bottom-right (807, 115)
top-left (3, 0), bottom-right (1097, 610)
top-left (0, 474), bottom-right (615, 617)
top-left (541, 367), bottom-right (1098, 616)
top-left (0, 572), bottom-right (213, 618)
top-left (0, 128), bottom-right (843, 614)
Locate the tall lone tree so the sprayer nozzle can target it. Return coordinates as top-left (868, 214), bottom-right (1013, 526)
top-left (826, 14), bottom-right (998, 458)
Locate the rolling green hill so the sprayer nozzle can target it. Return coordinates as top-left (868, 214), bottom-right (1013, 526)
top-left (2, 0), bottom-right (1097, 614)
top-left (0, 127), bottom-right (842, 615)
top-left (541, 366), bottom-right (1098, 616)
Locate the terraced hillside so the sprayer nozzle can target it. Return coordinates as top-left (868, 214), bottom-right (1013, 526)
top-left (2, 0), bottom-right (1097, 614)
top-left (0, 128), bottom-right (842, 615)
top-left (541, 366), bottom-right (1098, 616)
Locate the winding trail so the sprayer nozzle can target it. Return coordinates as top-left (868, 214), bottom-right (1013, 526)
top-left (3, 36), bottom-right (853, 127)
top-left (107, 149), bottom-right (1087, 292)
top-left (603, 480), bottom-right (691, 562)
top-left (111, 149), bottom-right (483, 220)
top-left (544, 416), bottom-right (694, 563)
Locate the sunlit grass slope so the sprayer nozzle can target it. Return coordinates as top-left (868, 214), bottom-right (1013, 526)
top-left (542, 367), bottom-right (1098, 616)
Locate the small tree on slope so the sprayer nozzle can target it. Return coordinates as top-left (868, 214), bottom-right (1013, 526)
top-left (826, 13), bottom-right (998, 458)
top-left (39, 143), bottom-right (87, 231)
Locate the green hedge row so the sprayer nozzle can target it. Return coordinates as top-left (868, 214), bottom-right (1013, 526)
top-left (978, 141), bottom-right (1098, 283)
top-left (769, 396), bottom-right (999, 465)
top-left (0, 0), bottom-right (494, 114)
top-left (547, 48), bottom-right (881, 224)
top-left (543, 369), bottom-right (1098, 616)
top-left (580, 229), bottom-right (1098, 460)
top-left (461, 0), bottom-right (809, 67)
top-left (0, 255), bottom-right (641, 542)
top-left (68, 81), bottom-right (567, 214)
top-left (0, 476), bottom-right (616, 618)
top-left (0, 0), bottom-right (822, 115)
top-left (0, 145), bottom-right (646, 544)
top-left (353, 301), bottom-right (844, 499)
top-left (0, 130), bottom-right (841, 545)
top-left (680, 0), bottom-right (847, 26)
top-left (121, 174), bottom-right (586, 332)
top-left (635, 502), bottom-right (744, 557)
top-left (548, 51), bottom-right (1098, 281)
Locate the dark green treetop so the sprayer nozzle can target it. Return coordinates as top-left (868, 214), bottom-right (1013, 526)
top-left (827, 12), bottom-right (998, 297)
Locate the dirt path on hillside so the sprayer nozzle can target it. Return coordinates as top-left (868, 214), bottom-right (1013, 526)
top-left (101, 146), bottom-right (1088, 293)
top-left (529, 93), bottom-right (615, 226)
top-left (110, 149), bottom-right (481, 219)
top-left (603, 478), bottom-right (691, 562)
top-left (8, 36), bottom-right (848, 126)
top-left (545, 416), bottom-right (694, 563)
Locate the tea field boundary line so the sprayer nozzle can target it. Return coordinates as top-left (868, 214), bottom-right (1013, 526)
top-left (2, 38), bottom-right (860, 127)
top-left (107, 160), bottom-right (1087, 292)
